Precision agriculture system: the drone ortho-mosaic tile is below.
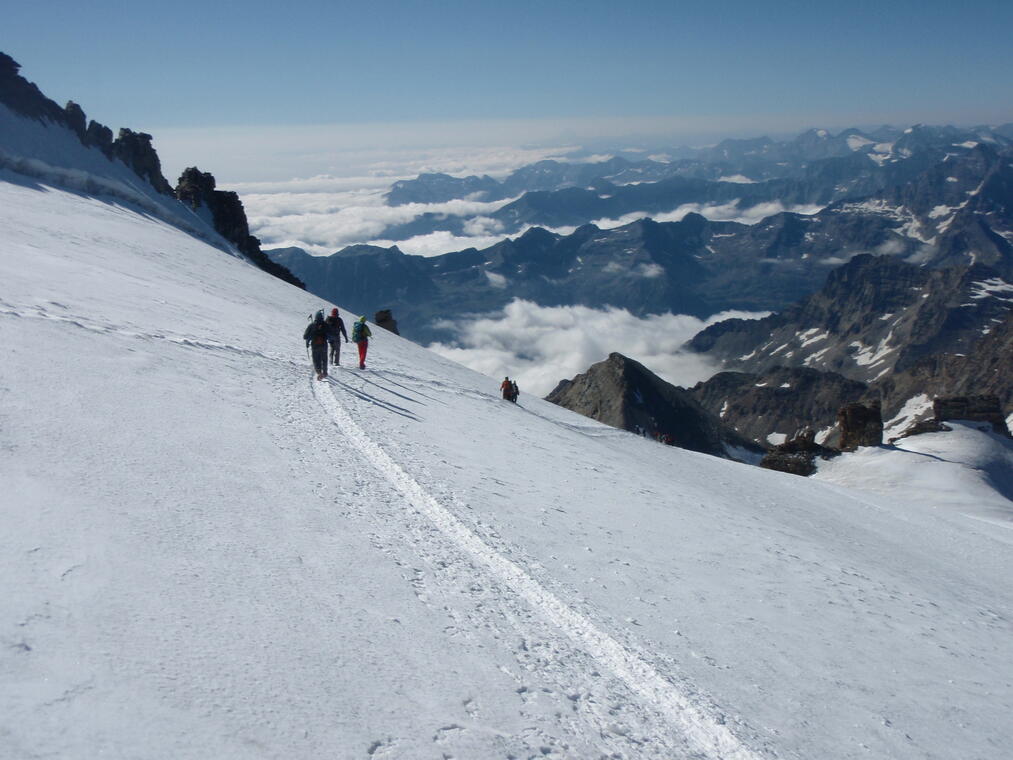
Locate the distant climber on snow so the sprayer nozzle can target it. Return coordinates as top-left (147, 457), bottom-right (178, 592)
top-left (501, 377), bottom-right (513, 401)
top-left (510, 379), bottom-right (519, 403)
top-left (303, 310), bottom-right (334, 381)
top-left (325, 307), bottom-right (349, 365)
top-left (352, 316), bottom-right (372, 370)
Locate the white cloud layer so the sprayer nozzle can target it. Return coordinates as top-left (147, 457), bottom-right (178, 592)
top-left (427, 299), bottom-right (770, 397)
top-left (243, 190), bottom-right (517, 255)
top-left (591, 200), bottom-right (825, 230)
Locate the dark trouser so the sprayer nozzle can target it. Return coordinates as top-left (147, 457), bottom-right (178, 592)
top-left (311, 343), bottom-right (328, 375)
top-left (357, 339), bottom-right (368, 368)
top-left (330, 340), bottom-right (341, 364)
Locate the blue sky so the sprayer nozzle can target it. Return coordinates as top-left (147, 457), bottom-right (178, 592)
top-left (6, 0), bottom-right (1012, 128)
top-left (4, 0), bottom-right (1012, 181)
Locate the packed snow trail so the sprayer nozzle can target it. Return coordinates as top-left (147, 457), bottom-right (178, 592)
top-left (313, 378), bottom-right (762, 760)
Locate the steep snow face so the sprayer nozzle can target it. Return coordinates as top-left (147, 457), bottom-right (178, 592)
top-left (0, 104), bottom-right (223, 250)
top-left (3, 174), bottom-right (1013, 759)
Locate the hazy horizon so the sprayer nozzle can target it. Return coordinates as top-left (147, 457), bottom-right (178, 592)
top-left (6, 0), bottom-right (1012, 185)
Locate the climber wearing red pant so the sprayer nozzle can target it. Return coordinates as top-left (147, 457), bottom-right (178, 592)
top-left (351, 315), bottom-right (372, 369)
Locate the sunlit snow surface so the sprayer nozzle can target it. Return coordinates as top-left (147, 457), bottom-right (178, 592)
top-left (2, 168), bottom-right (1013, 756)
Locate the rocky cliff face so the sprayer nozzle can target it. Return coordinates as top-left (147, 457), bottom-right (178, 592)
top-left (688, 366), bottom-right (868, 447)
top-left (875, 310), bottom-right (1013, 418)
top-left (690, 254), bottom-right (1012, 388)
top-left (545, 352), bottom-right (762, 460)
top-left (687, 254), bottom-right (1011, 442)
top-left (176, 168), bottom-right (304, 289)
top-left (932, 396), bottom-right (1010, 436)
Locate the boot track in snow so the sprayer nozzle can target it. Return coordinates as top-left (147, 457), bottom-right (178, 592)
top-left (313, 379), bottom-right (763, 760)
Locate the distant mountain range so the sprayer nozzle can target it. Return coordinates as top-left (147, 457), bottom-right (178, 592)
top-left (686, 253), bottom-right (1012, 442)
top-left (269, 137), bottom-right (1013, 345)
top-left (379, 125), bottom-right (1013, 243)
top-left (271, 124), bottom-right (1013, 446)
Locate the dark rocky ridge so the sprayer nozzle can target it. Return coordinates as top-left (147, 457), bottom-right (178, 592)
top-left (875, 310), bottom-right (1013, 416)
top-left (545, 352), bottom-right (762, 460)
top-left (688, 367), bottom-right (868, 447)
top-left (690, 254), bottom-right (1012, 387)
top-left (892, 396), bottom-right (1011, 440)
top-left (1, 51), bottom-right (301, 288)
top-left (175, 169), bottom-right (304, 289)
top-left (1, 53), bottom-right (174, 195)
top-left (932, 396), bottom-right (1010, 436)
top-left (685, 255), bottom-right (1010, 446)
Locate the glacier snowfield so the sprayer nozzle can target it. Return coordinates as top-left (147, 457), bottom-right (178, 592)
top-left (2, 135), bottom-right (1013, 757)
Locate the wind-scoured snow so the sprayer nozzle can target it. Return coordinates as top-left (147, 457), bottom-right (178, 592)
top-left (2, 151), bottom-right (1013, 758)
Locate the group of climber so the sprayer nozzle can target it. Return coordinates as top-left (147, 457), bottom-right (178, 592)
top-left (304, 309), bottom-right (524, 405)
top-left (303, 307), bottom-right (371, 380)
top-left (500, 376), bottom-right (520, 403)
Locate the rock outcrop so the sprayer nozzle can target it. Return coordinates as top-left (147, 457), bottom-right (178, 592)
top-left (933, 395), bottom-right (1010, 436)
top-left (689, 366), bottom-right (867, 447)
top-left (1, 53), bottom-right (174, 195)
top-left (876, 310), bottom-right (1013, 421)
top-left (176, 168), bottom-right (304, 288)
top-left (546, 352), bottom-right (762, 460)
top-left (838, 401), bottom-right (883, 451)
top-left (113, 128), bottom-right (173, 195)
top-left (374, 309), bottom-right (399, 335)
top-left (2, 51), bottom-right (305, 291)
top-left (759, 429), bottom-right (839, 476)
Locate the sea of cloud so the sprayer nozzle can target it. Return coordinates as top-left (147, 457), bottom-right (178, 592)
top-left (427, 299), bottom-right (769, 397)
top-left (226, 143), bottom-right (584, 255)
top-left (589, 200), bottom-right (825, 231)
top-left (238, 174), bottom-right (826, 256)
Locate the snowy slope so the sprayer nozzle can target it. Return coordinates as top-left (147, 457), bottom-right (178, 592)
top-left (815, 423), bottom-right (1013, 535)
top-left (2, 167), bottom-right (1013, 760)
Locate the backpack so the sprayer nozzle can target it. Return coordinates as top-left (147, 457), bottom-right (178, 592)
top-left (310, 320), bottom-right (328, 346)
top-left (352, 321), bottom-right (365, 342)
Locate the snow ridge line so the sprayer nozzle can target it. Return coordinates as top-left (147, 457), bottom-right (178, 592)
top-left (314, 381), bottom-right (763, 760)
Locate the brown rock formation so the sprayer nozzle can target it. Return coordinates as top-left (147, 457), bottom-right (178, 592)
top-left (759, 429), bottom-right (840, 476)
top-left (113, 128), bottom-right (173, 195)
top-left (176, 168), bottom-right (304, 288)
top-left (374, 309), bottom-right (400, 335)
top-left (837, 401), bottom-right (883, 451)
top-left (933, 395), bottom-right (1010, 436)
